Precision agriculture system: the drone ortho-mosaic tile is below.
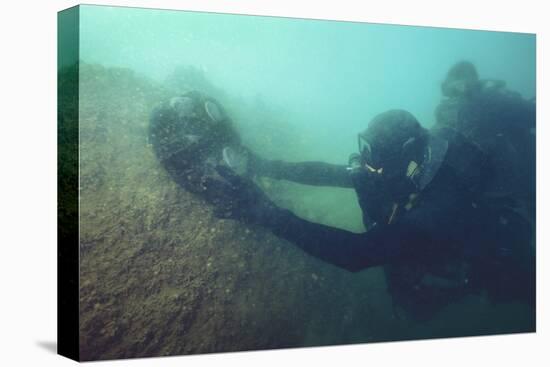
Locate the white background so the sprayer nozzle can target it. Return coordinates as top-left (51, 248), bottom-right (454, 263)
top-left (0, 0), bottom-right (547, 366)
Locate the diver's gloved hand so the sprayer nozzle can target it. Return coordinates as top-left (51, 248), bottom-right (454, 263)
top-left (210, 165), bottom-right (285, 226)
top-left (221, 146), bottom-right (263, 178)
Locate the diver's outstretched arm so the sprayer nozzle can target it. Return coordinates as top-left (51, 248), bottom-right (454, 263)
top-left (251, 156), bottom-right (354, 188)
top-left (212, 165), bottom-right (431, 272)
top-left (264, 207), bottom-right (430, 272)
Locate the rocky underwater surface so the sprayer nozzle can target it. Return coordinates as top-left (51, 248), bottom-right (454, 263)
top-left (65, 63), bottom-right (533, 361)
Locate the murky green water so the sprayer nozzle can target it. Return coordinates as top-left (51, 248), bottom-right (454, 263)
top-left (64, 5), bottom-right (535, 360)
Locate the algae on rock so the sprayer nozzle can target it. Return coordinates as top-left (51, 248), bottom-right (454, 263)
top-left (74, 63), bottom-right (392, 360)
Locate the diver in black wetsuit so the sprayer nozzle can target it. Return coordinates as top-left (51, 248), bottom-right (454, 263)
top-left (214, 109), bottom-right (535, 320)
top-left (149, 70), bottom-right (535, 320)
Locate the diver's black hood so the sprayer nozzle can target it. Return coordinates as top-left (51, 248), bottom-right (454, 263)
top-left (358, 110), bottom-right (428, 180)
top-left (352, 111), bottom-right (449, 227)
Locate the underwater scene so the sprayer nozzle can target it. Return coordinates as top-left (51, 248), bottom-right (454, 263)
top-left (59, 5), bottom-right (536, 361)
